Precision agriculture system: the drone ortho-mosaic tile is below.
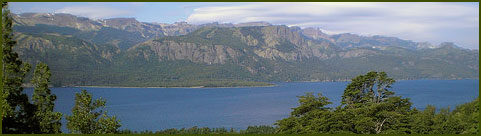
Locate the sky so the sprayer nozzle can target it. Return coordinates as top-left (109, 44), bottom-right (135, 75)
top-left (10, 2), bottom-right (479, 49)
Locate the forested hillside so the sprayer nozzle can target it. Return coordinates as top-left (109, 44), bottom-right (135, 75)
top-left (11, 13), bottom-right (479, 87)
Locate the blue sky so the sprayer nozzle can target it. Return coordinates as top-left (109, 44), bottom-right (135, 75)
top-left (10, 2), bottom-right (479, 49)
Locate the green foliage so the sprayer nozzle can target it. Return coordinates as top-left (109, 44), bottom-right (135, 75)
top-left (1, 1), bottom-right (9, 120)
top-left (2, 2), bottom-right (38, 133)
top-left (341, 71), bottom-right (395, 105)
top-left (275, 92), bottom-right (336, 134)
top-left (451, 98), bottom-right (479, 134)
top-left (291, 92), bottom-right (331, 117)
top-left (66, 90), bottom-right (121, 134)
top-left (276, 71), bottom-right (479, 134)
top-left (240, 125), bottom-right (277, 134)
top-left (118, 125), bottom-right (277, 134)
top-left (120, 127), bottom-right (234, 134)
top-left (31, 63), bottom-right (62, 133)
top-left (276, 39), bottom-right (298, 52)
top-left (409, 98), bottom-right (479, 134)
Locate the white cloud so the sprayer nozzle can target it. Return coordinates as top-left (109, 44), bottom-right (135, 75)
top-left (55, 5), bottom-right (133, 19)
top-left (186, 2), bottom-right (479, 49)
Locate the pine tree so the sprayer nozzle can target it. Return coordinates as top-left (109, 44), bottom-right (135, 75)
top-left (2, 2), bottom-right (37, 133)
top-left (31, 63), bottom-right (62, 133)
top-left (0, 1), bottom-right (7, 121)
top-left (66, 90), bottom-right (121, 134)
top-left (1, 1), bottom-right (12, 120)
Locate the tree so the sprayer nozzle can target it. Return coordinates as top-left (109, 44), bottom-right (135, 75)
top-left (66, 90), bottom-right (121, 134)
top-left (2, 2), bottom-right (37, 133)
top-left (276, 71), bottom-right (413, 134)
top-left (276, 92), bottom-right (333, 134)
top-left (240, 125), bottom-right (277, 134)
top-left (276, 71), bottom-right (479, 134)
top-left (409, 98), bottom-right (479, 134)
top-left (452, 98), bottom-right (478, 134)
top-left (339, 71), bottom-right (410, 134)
top-left (291, 92), bottom-right (332, 117)
top-left (31, 63), bottom-right (62, 133)
top-left (341, 71), bottom-right (395, 106)
top-left (0, 1), bottom-right (4, 121)
top-left (410, 106), bottom-right (436, 134)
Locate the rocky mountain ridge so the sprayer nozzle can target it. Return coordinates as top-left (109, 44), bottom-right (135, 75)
top-left (10, 12), bottom-right (479, 86)
top-left (13, 12), bottom-right (449, 50)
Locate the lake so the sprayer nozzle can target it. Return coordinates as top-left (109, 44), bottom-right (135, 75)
top-left (24, 79), bottom-right (479, 132)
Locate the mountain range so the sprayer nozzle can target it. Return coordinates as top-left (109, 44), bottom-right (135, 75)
top-left (11, 13), bottom-right (479, 87)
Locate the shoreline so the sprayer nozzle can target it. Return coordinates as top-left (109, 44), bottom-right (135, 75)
top-left (23, 78), bottom-right (478, 88)
top-left (289, 78), bottom-right (479, 83)
top-left (72, 84), bottom-right (277, 89)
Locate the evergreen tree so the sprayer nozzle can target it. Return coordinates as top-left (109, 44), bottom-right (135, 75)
top-left (2, 2), bottom-right (37, 133)
top-left (31, 63), bottom-right (62, 133)
top-left (0, 2), bottom-right (5, 120)
top-left (66, 90), bottom-right (121, 134)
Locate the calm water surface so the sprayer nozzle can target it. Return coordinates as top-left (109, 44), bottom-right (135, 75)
top-left (24, 79), bottom-right (479, 132)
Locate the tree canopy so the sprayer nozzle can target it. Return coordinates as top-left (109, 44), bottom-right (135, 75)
top-left (2, 2), bottom-right (36, 133)
top-left (31, 63), bottom-right (62, 133)
top-left (276, 71), bottom-right (478, 134)
top-left (66, 90), bottom-right (121, 134)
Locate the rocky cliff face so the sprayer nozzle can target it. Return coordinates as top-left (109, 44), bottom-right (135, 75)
top-left (128, 25), bottom-right (379, 64)
top-left (159, 22), bottom-right (198, 36)
top-left (252, 26), bottom-right (340, 61)
top-left (130, 40), bottom-right (239, 64)
top-left (301, 27), bottom-right (333, 42)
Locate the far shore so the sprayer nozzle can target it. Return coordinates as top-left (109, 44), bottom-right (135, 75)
top-left (71, 84), bottom-right (277, 89)
top-left (290, 77), bottom-right (479, 83)
top-left (22, 78), bottom-right (478, 88)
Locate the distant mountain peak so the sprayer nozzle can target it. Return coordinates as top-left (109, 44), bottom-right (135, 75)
top-left (234, 21), bottom-right (272, 27)
top-left (439, 42), bottom-right (460, 49)
top-left (11, 12), bottom-right (479, 85)
top-left (12, 12), bottom-right (474, 51)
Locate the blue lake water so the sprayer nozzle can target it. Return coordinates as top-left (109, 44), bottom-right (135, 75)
top-left (24, 79), bottom-right (479, 132)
